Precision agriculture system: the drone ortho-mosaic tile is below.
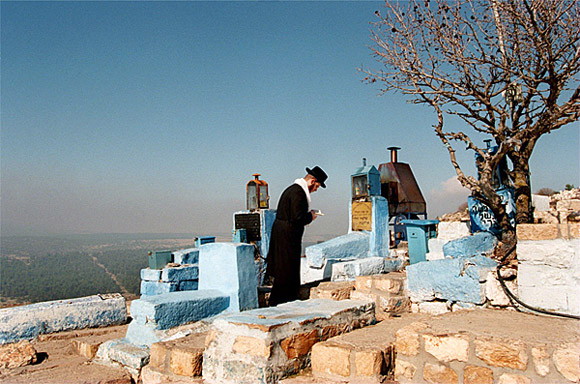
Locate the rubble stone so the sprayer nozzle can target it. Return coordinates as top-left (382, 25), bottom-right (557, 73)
top-left (309, 281), bottom-right (354, 300)
top-left (418, 301), bottom-right (450, 315)
top-left (553, 342), bottom-right (580, 382)
top-left (141, 365), bottom-right (203, 384)
top-left (149, 342), bottom-right (169, 369)
top-left (497, 373), bottom-right (531, 384)
top-left (280, 330), bottom-right (318, 359)
top-left (474, 337), bottom-right (528, 370)
top-left (463, 365), bottom-right (493, 384)
top-left (0, 340), bottom-right (37, 370)
top-left (423, 362), bottom-right (458, 384)
top-left (72, 339), bottom-right (101, 359)
top-left (395, 322), bottom-right (428, 356)
top-left (517, 224), bottom-right (559, 240)
top-left (531, 344), bottom-right (549, 376)
top-left (354, 349), bottom-right (383, 376)
top-left (311, 343), bottom-right (350, 377)
top-left (394, 359), bottom-right (416, 381)
top-left (232, 336), bottom-right (271, 358)
top-left (423, 333), bottom-right (469, 362)
top-left (485, 270), bottom-right (516, 307)
top-left (170, 346), bottom-right (203, 377)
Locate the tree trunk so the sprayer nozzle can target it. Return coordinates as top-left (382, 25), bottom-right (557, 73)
top-left (511, 150), bottom-right (534, 224)
top-left (494, 227), bottom-right (517, 264)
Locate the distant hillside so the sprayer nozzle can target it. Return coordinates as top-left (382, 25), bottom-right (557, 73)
top-left (0, 234), bottom-right (200, 308)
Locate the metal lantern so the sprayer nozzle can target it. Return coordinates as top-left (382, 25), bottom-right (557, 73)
top-left (246, 173), bottom-right (269, 211)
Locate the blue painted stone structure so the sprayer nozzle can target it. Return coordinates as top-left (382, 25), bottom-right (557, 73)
top-left (233, 209), bottom-right (276, 285)
top-left (195, 236), bottom-right (216, 247)
top-left (303, 195), bottom-right (394, 283)
top-left (305, 232), bottom-right (370, 269)
top-left (172, 248), bottom-right (199, 265)
top-left (406, 256), bottom-right (498, 304)
top-left (198, 243), bottom-right (258, 312)
top-left (125, 290), bottom-right (229, 346)
top-left (0, 294), bottom-right (127, 345)
top-left (140, 264), bottom-right (199, 297)
top-left (369, 196), bottom-right (390, 257)
top-left (442, 232), bottom-right (498, 259)
top-left (331, 256), bottom-right (404, 282)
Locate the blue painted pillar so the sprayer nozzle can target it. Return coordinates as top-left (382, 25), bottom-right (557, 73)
top-left (370, 196), bottom-right (390, 257)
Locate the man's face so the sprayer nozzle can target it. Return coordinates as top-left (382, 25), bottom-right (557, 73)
top-left (308, 180), bottom-right (321, 193)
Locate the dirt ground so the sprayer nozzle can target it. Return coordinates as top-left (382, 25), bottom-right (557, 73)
top-left (0, 324), bottom-right (131, 384)
top-left (0, 309), bottom-right (578, 384)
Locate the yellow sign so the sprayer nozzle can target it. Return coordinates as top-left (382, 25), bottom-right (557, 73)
top-left (352, 201), bottom-right (372, 231)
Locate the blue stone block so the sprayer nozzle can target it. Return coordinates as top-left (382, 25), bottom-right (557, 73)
top-left (140, 280), bottom-right (178, 296)
top-left (172, 248), bottom-right (199, 265)
top-left (0, 294), bottom-right (127, 345)
top-left (140, 268), bottom-right (162, 281)
top-left (161, 265), bottom-right (199, 282)
top-left (129, 290), bottom-right (229, 331)
top-left (370, 196), bottom-right (390, 258)
top-left (195, 236), bottom-right (216, 247)
top-left (443, 232), bottom-right (498, 259)
top-left (178, 280), bottom-right (199, 291)
top-left (305, 231), bottom-right (370, 269)
top-left (198, 243), bottom-right (258, 312)
top-left (406, 256), bottom-right (497, 304)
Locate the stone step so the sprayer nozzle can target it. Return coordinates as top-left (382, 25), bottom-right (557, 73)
top-left (148, 332), bottom-right (206, 377)
top-left (203, 298), bottom-right (376, 384)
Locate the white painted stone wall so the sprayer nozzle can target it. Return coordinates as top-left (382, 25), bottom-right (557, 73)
top-left (517, 224), bottom-right (580, 316)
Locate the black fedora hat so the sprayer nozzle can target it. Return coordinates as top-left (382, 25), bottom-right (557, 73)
top-left (306, 166), bottom-right (328, 188)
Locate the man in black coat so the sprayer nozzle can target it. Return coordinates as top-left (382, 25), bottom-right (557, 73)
top-left (266, 166), bottom-right (328, 306)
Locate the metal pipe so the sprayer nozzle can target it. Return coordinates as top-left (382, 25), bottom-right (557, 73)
top-left (387, 146), bottom-right (401, 163)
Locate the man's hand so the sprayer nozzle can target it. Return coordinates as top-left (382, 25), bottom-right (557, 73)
top-left (310, 210), bottom-right (318, 221)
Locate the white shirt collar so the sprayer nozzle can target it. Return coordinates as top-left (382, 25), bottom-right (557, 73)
top-left (294, 178), bottom-right (311, 209)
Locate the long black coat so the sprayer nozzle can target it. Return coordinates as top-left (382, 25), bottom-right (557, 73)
top-left (266, 183), bottom-right (313, 306)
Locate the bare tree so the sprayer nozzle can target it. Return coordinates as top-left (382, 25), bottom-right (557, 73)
top-left (362, 0), bottom-right (580, 260)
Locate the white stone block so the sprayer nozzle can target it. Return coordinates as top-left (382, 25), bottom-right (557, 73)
top-left (485, 271), bottom-right (517, 307)
top-left (437, 221), bottom-right (471, 242)
top-left (517, 239), bottom-right (579, 267)
top-left (518, 285), bottom-right (570, 312)
top-left (518, 263), bottom-right (570, 287)
top-left (532, 194), bottom-right (551, 212)
top-left (331, 257), bottom-right (385, 282)
top-left (426, 251), bottom-right (445, 261)
top-left (300, 257), bottom-right (338, 285)
top-left (418, 301), bottom-right (450, 315)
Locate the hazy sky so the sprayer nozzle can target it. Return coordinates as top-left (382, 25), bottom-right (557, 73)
top-left (1, 1), bottom-right (578, 238)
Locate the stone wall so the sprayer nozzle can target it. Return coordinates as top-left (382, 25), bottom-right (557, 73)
top-left (517, 223), bottom-right (580, 316)
top-left (394, 321), bottom-right (580, 383)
